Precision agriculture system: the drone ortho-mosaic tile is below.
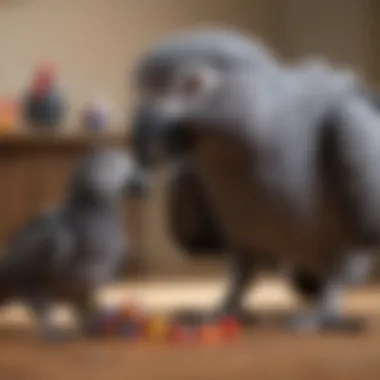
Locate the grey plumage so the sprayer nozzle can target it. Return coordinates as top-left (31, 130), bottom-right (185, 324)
top-left (131, 27), bottom-right (376, 329)
top-left (0, 148), bottom-right (138, 339)
top-left (166, 161), bottom-right (225, 253)
top-left (134, 28), bottom-right (278, 82)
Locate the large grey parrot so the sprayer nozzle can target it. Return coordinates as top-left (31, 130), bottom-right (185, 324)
top-left (130, 27), bottom-right (376, 330)
top-left (0, 147), bottom-right (142, 339)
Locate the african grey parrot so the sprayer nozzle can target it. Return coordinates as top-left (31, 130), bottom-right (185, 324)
top-left (0, 147), bottom-right (142, 340)
top-left (130, 27), bottom-right (376, 330)
top-left (166, 161), bottom-right (370, 295)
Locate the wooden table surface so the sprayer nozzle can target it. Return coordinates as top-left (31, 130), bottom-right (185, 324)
top-left (0, 280), bottom-right (379, 380)
top-left (1, 323), bottom-right (380, 380)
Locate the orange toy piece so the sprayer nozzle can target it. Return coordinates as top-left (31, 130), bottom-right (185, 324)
top-left (0, 97), bottom-right (18, 131)
top-left (197, 324), bottom-right (221, 344)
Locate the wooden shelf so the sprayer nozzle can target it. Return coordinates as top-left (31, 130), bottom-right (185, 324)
top-left (0, 130), bottom-right (129, 150)
top-left (0, 129), bottom-right (132, 256)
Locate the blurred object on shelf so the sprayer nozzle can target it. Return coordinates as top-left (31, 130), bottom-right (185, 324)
top-left (0, 96), bottom-right (19, 132)
top-left (22, 61), bottom-right (66, 131)
top-left (81, 99), bottom-right (110, 132)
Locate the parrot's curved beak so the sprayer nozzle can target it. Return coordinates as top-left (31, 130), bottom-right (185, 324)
top-left (130, 104), bottom-right (196, 169)
top-left (130, 104), bottom-right (164, 169)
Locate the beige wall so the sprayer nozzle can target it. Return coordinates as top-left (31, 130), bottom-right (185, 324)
top-left (0, 0), bottom-right (274, 130)
top-left (277, 0), bottom-right (373, 75)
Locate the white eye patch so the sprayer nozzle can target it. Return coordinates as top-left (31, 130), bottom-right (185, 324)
top-left (136, 64), bottom-right (223, 121)
top-left (150, 64), bottom-right (222, 119)
top-left (173, 64), bottom-right (222, 99)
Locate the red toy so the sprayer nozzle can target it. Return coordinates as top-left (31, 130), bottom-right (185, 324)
top-left (218, 316), bottom-right (239, 340)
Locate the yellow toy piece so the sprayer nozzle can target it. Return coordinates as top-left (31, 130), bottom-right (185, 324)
top-left (145, 314), bottom-right (170, 341)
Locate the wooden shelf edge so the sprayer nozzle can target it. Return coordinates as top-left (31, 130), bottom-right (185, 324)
top-left (0, 130), bottom-right (130, 148)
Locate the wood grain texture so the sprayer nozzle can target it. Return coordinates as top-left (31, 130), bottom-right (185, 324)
top-left (0, 282), bottom-right (379, 380)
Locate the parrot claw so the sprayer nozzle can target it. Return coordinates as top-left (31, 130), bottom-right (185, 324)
top-left (284, 312), bottom-right (367, 333)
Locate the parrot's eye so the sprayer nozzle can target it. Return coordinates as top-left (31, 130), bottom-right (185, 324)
top-left (179, 74), bottom-right (204, 97)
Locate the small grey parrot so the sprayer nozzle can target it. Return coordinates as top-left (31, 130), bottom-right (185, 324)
top-left (0, 147), bottom-right (142, 340)
top-left (130, 27), bottom-right (376, 330)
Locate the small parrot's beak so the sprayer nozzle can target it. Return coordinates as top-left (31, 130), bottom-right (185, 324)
top-left (123, 167), bottom-right (150, 198)
top-left (130, 104), bottom-right (168, 169)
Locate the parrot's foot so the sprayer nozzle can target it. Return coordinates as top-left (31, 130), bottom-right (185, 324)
top-left (284, 312), bottom-right (367, 333)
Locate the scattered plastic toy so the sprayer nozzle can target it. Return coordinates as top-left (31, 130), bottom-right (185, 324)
top-left (91, 301), bottom-right (241, 344)
top-left (80, 98), bottom-right (110, 132)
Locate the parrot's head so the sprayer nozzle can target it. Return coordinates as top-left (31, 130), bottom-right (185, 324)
top-left (130, 27), bottom-right (278, 170)
top-left (68, 148), bottom-right (147, 205)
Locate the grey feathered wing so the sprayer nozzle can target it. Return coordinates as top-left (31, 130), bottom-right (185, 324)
top-left (0, 209), bottom-right (74, 301)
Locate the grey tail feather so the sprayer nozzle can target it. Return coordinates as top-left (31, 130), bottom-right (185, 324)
top-left (366, 88), bottom-right (380, 111)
